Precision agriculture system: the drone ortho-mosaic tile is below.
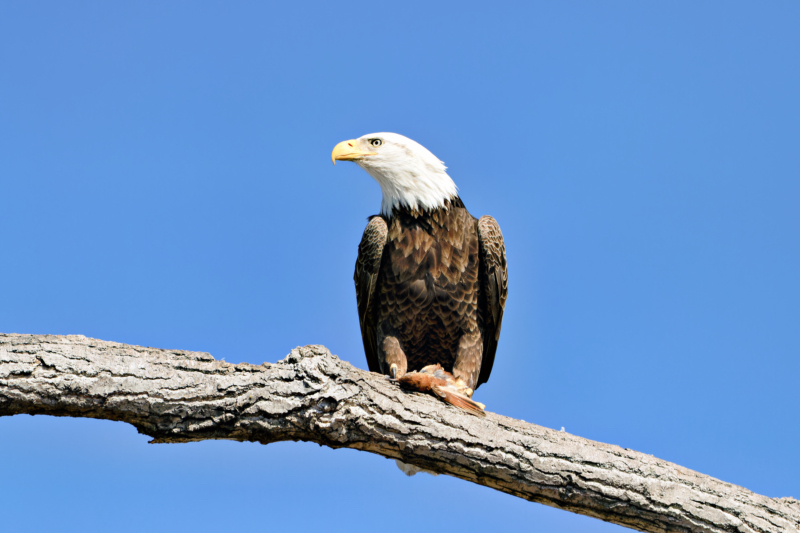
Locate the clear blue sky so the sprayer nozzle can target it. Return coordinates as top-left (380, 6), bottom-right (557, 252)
top-left (1, 2), bottom-right (798, 532)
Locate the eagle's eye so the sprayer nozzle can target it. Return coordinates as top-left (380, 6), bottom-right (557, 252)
top-left (369, 139), bottom-right (383, 148)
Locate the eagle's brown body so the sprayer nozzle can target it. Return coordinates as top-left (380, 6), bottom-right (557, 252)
top-left (355, 197), bottom-right (508, 391)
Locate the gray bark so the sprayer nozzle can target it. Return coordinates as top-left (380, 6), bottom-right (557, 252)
top-left (1, 333), bottom-right (797, 533)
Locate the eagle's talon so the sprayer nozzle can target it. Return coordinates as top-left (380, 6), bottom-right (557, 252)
top-left (389, 363), bottom-right (398, 380)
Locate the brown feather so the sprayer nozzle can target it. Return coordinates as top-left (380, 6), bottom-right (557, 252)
top-left (431, 385), bottom-right (487, 417)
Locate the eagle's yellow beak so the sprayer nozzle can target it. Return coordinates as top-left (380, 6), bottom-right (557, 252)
top-left (331, 139), bottom-right (377, 165)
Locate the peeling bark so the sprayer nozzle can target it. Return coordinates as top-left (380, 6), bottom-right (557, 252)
top-left (1, 333), bottom-right (797, 533)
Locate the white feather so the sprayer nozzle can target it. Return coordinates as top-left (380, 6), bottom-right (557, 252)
top-left (354, 132), bottom-right (458, 215)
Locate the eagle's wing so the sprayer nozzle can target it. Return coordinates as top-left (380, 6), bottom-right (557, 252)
top-left (476, 215), bottom-right (508, 388)
top-left (354, 215), bottom-right (388, 374)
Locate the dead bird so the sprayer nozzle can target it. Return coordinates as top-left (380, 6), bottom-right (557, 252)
top-left (396, 364), bottom-right (486, 417)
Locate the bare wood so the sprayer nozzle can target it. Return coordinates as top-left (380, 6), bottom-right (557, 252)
top-left (1, 333), bottom-right (797, 533)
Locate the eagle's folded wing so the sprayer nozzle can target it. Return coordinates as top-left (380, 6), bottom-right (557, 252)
top-left (354, 216), bottom-right (388, 374)
top-left (476, 215), bottom-right (508, 388)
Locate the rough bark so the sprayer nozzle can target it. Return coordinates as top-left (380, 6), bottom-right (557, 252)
top-left (0, 333), bottom-right (797, 533)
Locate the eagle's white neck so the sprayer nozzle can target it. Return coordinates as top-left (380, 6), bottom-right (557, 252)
top-left (361, 162), bottom-right (458, 215)
top-left (354, 133), bottom-right (458, 215)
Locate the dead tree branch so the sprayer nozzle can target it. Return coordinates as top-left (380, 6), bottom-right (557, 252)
top-left (0, 333), bottom-right (797, 533)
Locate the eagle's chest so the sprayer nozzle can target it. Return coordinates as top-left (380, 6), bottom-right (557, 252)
top-left (379, 208), bottom-right (480, 324)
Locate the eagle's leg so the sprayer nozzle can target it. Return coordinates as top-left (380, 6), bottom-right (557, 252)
top-left (382, 336), bottom-right (408, 379)
top-left (452, 330), bottom-right (483, 395)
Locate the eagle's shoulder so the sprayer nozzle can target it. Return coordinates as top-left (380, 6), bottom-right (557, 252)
top-left (355, 215), bottom-right (388, 291)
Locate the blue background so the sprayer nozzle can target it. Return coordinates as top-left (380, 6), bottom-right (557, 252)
top-left (1, 2), bottom-right (798, 532)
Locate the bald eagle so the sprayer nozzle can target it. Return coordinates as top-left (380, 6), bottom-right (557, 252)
top-left (332, 133), bottom-right (508, 396)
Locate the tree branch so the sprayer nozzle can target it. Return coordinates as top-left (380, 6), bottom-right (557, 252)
top-left (0, 333), bottom-right (797, 533)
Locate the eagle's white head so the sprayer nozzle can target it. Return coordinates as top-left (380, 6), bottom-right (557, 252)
top-left (331, 132), bottom-right (458, 215)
